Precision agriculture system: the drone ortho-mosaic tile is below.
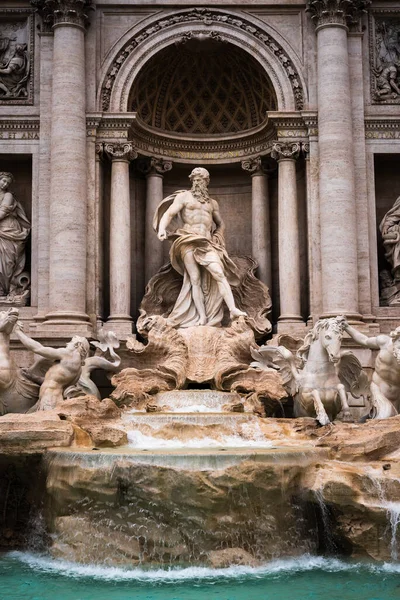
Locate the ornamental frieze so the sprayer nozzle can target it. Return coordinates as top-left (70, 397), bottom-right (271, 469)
top-left (370, 12), bottom-right (400, 105)
top-left (0, 10), bottom-right (34, 105)
top-left (100, 8), bottom-right (305, 113)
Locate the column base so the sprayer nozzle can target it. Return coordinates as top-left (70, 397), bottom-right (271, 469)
top-left (30, 311), bottom-right (93, 338)
top-left (277, 315), bottom-right (307, 336)
top-left (104, 315), bottom-right (133, 339)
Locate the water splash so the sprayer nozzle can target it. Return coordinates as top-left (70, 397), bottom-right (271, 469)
top-left (7, 551), bottom-right (400, 582)
top-left (366, 466), bottom-right (400, 560)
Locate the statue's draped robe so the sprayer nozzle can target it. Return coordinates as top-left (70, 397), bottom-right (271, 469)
top-left (0, 192), bottom-right (30, 296)
top-left (153, 192), bottom-right (240, 328)
top-left (380, 196), bottom-right (400, 280)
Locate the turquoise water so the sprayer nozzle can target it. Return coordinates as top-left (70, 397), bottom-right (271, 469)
top-left (1, 553), bottom-right (400, 600)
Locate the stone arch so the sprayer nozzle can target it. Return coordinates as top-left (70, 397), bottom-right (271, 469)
top-left (98, 8), bottom-right (307, 113)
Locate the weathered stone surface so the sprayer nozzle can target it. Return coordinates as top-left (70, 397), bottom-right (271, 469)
top-left (313, 415), bottom-right (400, 461)
top-left (57, 396), bottom-right (121, 421)
top-left (0, 412), bottom-right (74, 454)
top-left (207, 548), bottom-right (260, 568)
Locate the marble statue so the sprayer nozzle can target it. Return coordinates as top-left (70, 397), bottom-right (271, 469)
top-left (15, 324), bottom-right (90, 411)
top-left (64, 330), bottom-right (121, 400)
top-left (0, 308), bottom-right (43, 414)
top-left (251, 316), bottom-right (369, 425)
top-left (153, 167), bottom-right (246, 327)
top-left (343, 319), bottom-right (400, 419)
top-left (380, 196), bottom-right (400, 281)
top-left (0, 172), bottom-right (30, 305)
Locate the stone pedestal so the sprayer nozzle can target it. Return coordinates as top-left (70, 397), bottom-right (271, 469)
top-left (104, 142), bottom-right (137, 338)
top-left (271, 142), bottom-right (304, 330)
top-left (241, 157), bottom-right (272, 289)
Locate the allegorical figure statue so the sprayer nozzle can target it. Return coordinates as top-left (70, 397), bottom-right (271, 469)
top-left (153, 167), bottom-right (246, 327)
top-left (380, 196), bottom-right (400, 281)
top-left (343, 319), bottom-right (400, 419)
top-left (0, 172), bottom-right (30, 302)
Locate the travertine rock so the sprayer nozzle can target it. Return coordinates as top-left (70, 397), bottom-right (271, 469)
top-left (0, 412), bottom-right (74, 453)
top-left (207, 548), bottom-right (260, 568)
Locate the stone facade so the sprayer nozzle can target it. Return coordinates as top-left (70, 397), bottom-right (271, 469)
top-left (0, 0), bottom-right (399, 368)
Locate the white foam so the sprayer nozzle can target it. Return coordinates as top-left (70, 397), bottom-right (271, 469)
top-left (7, 552), bottom-right (400, 582)
top-left (126, 430), bottom-right (274, 449)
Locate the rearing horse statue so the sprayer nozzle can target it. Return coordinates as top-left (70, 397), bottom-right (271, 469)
top-left (251, 316), bottom-right (369, 425)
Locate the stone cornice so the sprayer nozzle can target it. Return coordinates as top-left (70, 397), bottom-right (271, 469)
top-left (31, 0), bottom-right (92, 31)
top-left (0, 118), bottom-right (40, 140)
top-left (365, 117), bottom-right (400, 139)
top-left (307, 0), bottom-right (371, 29)
top-left (100, 7), bottom-right (305, 112)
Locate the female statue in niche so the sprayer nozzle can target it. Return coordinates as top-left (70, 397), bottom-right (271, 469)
top-left (0, 172), bottom-right (30, 304)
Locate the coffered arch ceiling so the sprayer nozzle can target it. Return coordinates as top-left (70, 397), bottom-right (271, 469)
top-left (128, 40), bottom-right (278, 136)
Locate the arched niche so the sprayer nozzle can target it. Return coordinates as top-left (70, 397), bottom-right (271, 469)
top-left (98, 8), bottom-right (307, 114)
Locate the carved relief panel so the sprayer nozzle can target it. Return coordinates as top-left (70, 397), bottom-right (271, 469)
top-left (0, 10), bottom-right (33, 105)
top-left (370, 12), bottom-right (400, 104)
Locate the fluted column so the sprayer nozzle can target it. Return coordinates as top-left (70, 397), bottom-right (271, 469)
top-left (33, 0), bottom-right (92, 334)
top-left (241, 157), bottom-right (272, 289)
top-left (307, 0), bottom-right (370, 319)
top-left (104, 142), bottom-right (137, 337)
top-left (141, 158), bottom-right (172, 283)
top-left (271, 142), bottom-right (303, 327)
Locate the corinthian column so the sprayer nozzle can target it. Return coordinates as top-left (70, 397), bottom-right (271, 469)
top-left (141, 158), bottom-right (172, 283)
top-left (33, 0), bottom-right (93, 334)
top-left (307, 0), bottom-right (370, 319)
top-left (104, 142), bottom-right (137, 337)
top-left (241, 157), bottom-right (272, 289)
top-left (271, 142), bottom-right (303, 329)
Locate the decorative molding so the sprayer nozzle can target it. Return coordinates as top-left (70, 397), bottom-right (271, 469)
top-left (369, 11), bottom-right (400, 105)
top-left (0, 9), bottom-right (34, 105)
top-left (31, 0), bottom-right (92, 31)
top-left (365, 117), bottom-right (400, 139)
top-left (271, 141), bottom-right (301, 160)
top-left (307, 0), bottom-right (371, 29)
top-left (100, 8), bottom-right (305, 113)
top-left (0, 118), bottom-right (39, 140)
top-left (104, 141), bottom-right (138, 162)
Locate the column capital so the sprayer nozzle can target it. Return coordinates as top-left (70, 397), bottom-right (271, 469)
top-left (241, 157), bottom-right (264, 176)
top-left (31, 0), bottom-right (93, 31)
top-left (95, 142), bottom-right (104, 161)
top-left (271, 141), bottom-right (301, 162)
top-left (303, 142), bottom-right (310, 160)
top-left (306, 0), bottom-right (370, 30)
top-left (104, 142), bottom-right (137, 162)
top-left (139, 157), bottom-right (173, 177)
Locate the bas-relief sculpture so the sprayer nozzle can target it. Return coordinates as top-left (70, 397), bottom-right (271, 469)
top-left (0, 172), bottom-right (30, 305)
top-left (371, 16), bottom-right (400, 103)
top-left (0, 19), bottom-right (30, 100)
top-left (379, 196), bottom-right (400, 305)
top-left (251, 317), bottom-right (369, 425)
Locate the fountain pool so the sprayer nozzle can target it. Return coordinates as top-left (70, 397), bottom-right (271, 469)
top-left (1, 552), bottom-right (400, 600)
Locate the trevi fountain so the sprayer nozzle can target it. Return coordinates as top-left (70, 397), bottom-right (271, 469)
top-left (1, 0), bottom-right (400, 599)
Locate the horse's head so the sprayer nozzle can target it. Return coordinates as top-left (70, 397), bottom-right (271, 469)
top-left (316, 317), bottom-right (346, 363)
top-left (0, 307), bottom-right (19, 335)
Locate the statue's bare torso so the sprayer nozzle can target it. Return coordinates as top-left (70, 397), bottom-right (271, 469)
top-left (173, 191), bottom-right (217, 240)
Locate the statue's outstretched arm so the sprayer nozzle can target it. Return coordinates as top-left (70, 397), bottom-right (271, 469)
top-left (344, 323), bottom-right (382, 350)
top-left (15, 327), bottom-right (63, 361)
top-left (158, 194), bottom-right (185, 239)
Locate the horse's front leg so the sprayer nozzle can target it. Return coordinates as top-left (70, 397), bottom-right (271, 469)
top-left (311, 389), bottom-right (331, 426)
top-left (337, 383), bottom-right (354, 422)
